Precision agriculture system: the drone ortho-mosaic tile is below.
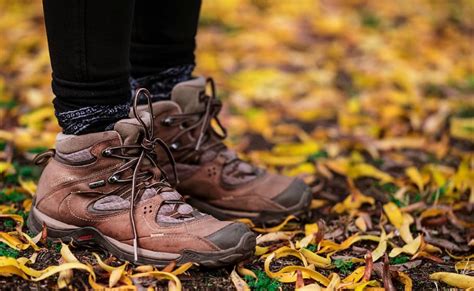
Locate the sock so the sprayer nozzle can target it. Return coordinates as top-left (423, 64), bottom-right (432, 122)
top-left (55, 103), bottom-right (130, 135)
top-left (130, 64), bottom-right (194, 103)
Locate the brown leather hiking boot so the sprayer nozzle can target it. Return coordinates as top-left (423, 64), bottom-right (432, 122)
top-left (139, 77), bottom-right (312, 225)
top-left (27, 90), bottom-right (255, 267)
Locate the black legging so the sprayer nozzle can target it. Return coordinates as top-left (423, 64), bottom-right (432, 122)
top-left (43, 0), bottom-right (202, 112)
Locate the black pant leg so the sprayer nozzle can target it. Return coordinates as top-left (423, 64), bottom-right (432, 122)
top-left (43, 0), bottom-right (135, 110)
top-left (130, 0), bottom-right (202, 78)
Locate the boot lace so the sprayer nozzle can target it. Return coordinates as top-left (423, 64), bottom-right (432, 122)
top-left (166, 77), bottom-right (261, 183)
top-left (104, 88), bottom-right (183, 262)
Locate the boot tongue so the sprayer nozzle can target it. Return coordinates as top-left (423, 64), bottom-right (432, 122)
top-left (171, 77), bottom-right (206, 114)
top-left (114, 112), bottom-right (152, 145)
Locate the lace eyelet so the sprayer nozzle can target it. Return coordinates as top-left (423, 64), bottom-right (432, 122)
top-left (102, 149), bottom-right (112, 157)
top-left (161, 117), bottom-right (173, 126)
top-left (170, 142), bottom-right (180, 151)
top-left (108, 175), bottom-right (119, 183)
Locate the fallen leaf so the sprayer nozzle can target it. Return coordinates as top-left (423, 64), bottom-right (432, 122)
top-left (429, 272), bottom-right (474, 289)
top-left (230, 268), bottom-right (250, 291)
top-left (389, 235), bottom-right (422, 257)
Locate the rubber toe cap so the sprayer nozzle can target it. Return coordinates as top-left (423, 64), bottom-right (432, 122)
top-left (205, 222), bottom-right (253, 250)
top-left (272, 179), bottom-right (311, 209)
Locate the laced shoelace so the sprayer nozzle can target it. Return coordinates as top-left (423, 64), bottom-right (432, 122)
top-left (124, 88), bottom-right (179, 261)
top-left (165, 77), bottom-right (260, 178)
top-left (165, 78), bottom-right (228, 162)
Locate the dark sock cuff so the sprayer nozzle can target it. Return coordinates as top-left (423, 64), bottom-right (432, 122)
top-left (55, 103), bottom-right (130, 135)
top-left (130, 64), bottom-right (194, 103)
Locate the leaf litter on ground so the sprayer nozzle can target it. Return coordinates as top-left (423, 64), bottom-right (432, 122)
top-left (0, 0), bottom-right (473, 289)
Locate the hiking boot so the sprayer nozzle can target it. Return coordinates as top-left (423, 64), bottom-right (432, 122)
top-left (139, 77), bottom-right (312, 225)
top-left (27, 89), bottom-right (256, 267)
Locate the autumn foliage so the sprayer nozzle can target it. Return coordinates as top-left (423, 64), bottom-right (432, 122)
top-left (0, 0), bottom-right (473, 289)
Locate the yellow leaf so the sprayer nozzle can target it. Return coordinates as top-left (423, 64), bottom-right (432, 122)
top-left (296, 223), bottom-right (320, 249)
top-left (93, 253), bottom-right (117, 272)
top-left (22, 199), bottom-right (32, 212)
top-left (0, 130), bottom-right (14, 141)
top-left (0, 265), bottom-right (29, 280)
top-left (283, 163), bottom-right (316, 177)
top-left (0, 256), bottom-right (43, 278)
top-left (255, 245), bottom-right (270, 256)
top-left (371, 230), bottom-right (392, 262)
top-left (383, 202), bottom-right (403, 229)
top-left (304, 223), bottom-right (319, 236)
top-left (450, 117), bottom-right (474, 141)
top-left (57, 265), bottom-right (73, 289)
top-left (397, 271), bottom-right (413, 291)
top-left (237, 264), bottom-right (257, 279)
top-left (399, 213), bottom-right (415, 244)
top-left (333, 189), bottom-right (375, 214)
top-left (310, 199), bottom-right (327, 209)
top-left (325, 273), bottom-right (341, 290)
top-left (0, 205), bottom-right (17, 214)
top-left (324, 158), bottom-right (349, 176)
top-left (347, 163), bottom-right (394, 183)
top-left (318, 234), bottom-right (381, 254)
top-left (0, 213), bottom-right (24, 230)
top-left (109, 263), bottom-right (127, 288)
top-left (19, 232), bottom-right (41, 251)
top-left (353, 280), bottom-right (379, 291)
top-left (257, 231), bottom-right (293, 244)
top-left (419, 207), bottom-right (447, 221)
top-left (235, 218), bottom-right (255, 228)
top-left (0, 232), bottom-right (30, 251)
top-left (374, 137), bottom-right (426, 151)
top-left (389, 235), bottom-right (422, 257)
top-left (455, 260), bottom-right (474, 272)
top-left (230, 268), bottom-right (250, 291)
top-left (171, 262), bottom-right (193, 275)
top-left (32, 262), bottom-right (95, 282)
top-left (251, 152), bottom-right (306, 166)
top-left (429, 272), bottom-right (474, 289)
top-left (446, 251), bottom-right (474, 261)
top-left (19, 177), bottom-right (37, 196)
top-left (296, 283), bottom-right (322, 291)
top-left (342, 266), bottom-right (365, 284)
top-left (0, 162), bottom-right (13, 174)
top-left (300, 248), bottom-right (331, 267)
top-left (18, 107), bottom-right (55, 130)
top-left (131, 271), bottom-right (181, 291)
top-left (135, 265), bottom-right (154, 272)
top-left (405, 167), bottom-right (425, 192)
top-left (355, 216), bottom-right (367, 232)
top-left (252, 215), bottom-right (298, 233)
top-left (58, 243), bottom-right (80, 288)
top-left (60, 243), bottom-right (79, 263)
top-left (92, 253), bottom-right (130, 287)
top-left (264, 253), bottom-right (329, 285)
top-left (262, 246), bottom-right (308, 266)
top-left (273, 141), bottom-right (320, 156)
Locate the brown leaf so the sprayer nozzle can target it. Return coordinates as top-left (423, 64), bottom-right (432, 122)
top-left (295, 270), bottom-right (304, 289)
top-left (382, 254), bottom-right (396, 291)
top-left (363, 252), bottom-right (373, 281)
top-left (423, 237), bottom-right (468, 252)
top-left (161, 261), bottom-right (177, 273)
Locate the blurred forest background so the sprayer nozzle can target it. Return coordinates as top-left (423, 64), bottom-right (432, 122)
top-left (0, 0), bottom-right (473, 290)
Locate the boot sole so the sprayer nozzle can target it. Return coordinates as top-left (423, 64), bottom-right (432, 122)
top-left (27, 206), bottom-right (256, 268)
top-left (187, 186), bottom-right (313, 225)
